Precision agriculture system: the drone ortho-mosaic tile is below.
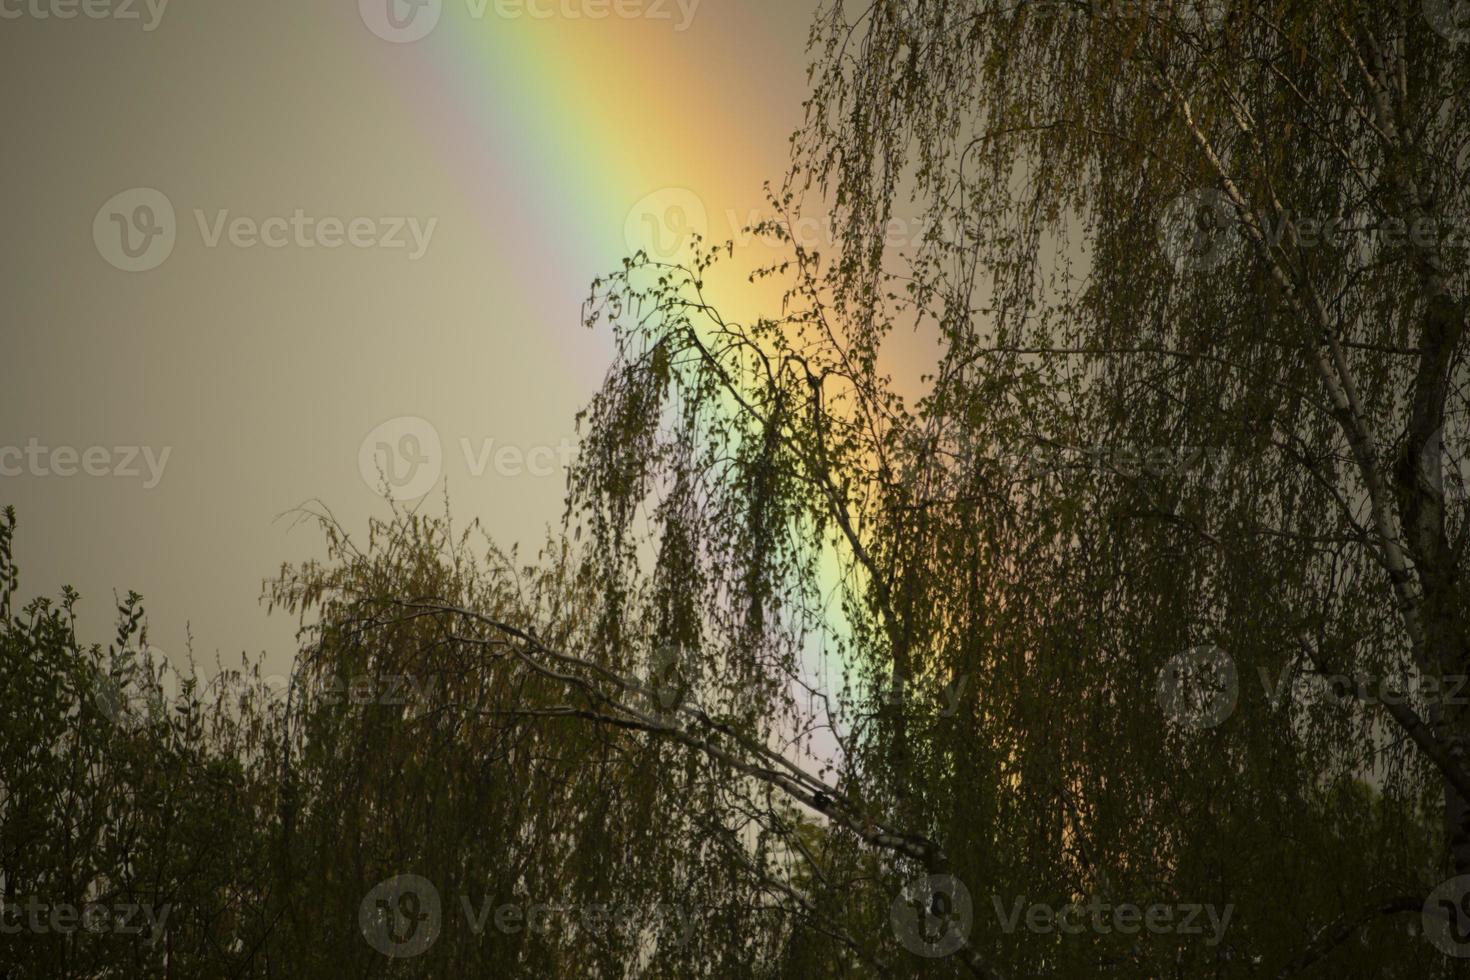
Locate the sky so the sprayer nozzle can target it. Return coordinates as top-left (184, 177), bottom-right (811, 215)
top-left (1, 0), bottom-right (827, 680)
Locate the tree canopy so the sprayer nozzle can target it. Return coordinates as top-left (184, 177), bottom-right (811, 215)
top-left (5, 1), bottom-right (1470, 977)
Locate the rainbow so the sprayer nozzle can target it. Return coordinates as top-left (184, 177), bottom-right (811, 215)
top-left (359, 2), bottom-right (869, 720)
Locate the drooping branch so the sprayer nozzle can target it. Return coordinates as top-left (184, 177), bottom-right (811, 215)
top-left (350, 594), bottom-right (1015, 979)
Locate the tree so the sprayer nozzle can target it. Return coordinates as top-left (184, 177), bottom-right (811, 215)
top-left (8, 1), bottom-right (1470, 976)
top-left (779, 0), bottom-right (1468, 971)
top-left (0, 506), bottom-right (289, 978)
top-left (315, 0), bottom-right (1466, 974)
top-left (794, 0), bottom-right (1470, 878)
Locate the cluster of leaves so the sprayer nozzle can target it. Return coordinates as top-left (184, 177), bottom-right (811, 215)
top-left (0, 505), bottom-right (287, 977)
top-left (548, 1), bottom-right (1470, 975)
top-left (2, 502), bottom-right (824, 978)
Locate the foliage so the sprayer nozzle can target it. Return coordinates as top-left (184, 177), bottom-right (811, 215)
top-left (7, 2), bottom-right (1470, 977)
